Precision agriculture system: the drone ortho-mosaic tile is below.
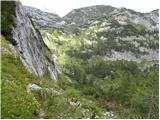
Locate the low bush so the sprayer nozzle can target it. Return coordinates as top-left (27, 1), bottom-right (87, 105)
top-left (1, 1), bottom-right (17, 45)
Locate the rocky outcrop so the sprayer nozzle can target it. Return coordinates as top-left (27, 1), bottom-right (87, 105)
top-left (27, 83), bottom-right (62, 94)
top-left (11, 2), bottom-right (58, 82)
top-left (24, 6), bottom-right (65, 31)
top-left (111, 8), bottom-right (159, 31)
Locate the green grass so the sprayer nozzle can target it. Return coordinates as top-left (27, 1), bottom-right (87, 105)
top-left (1, 53), bottom-right (40, 118)
top-left (1, 2), bottom-right (159, 118)
top-left (1, 39), bottom-right (158, 119)
top-left (0, 35), bottom-right (13, 53)
top-left (0, 42), bottom-right (108, 119)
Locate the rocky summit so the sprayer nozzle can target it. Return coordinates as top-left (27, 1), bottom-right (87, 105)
top-left (1, 1), bottom-right (159, 119)
top-left (24, 6), bottom-right (65, 31)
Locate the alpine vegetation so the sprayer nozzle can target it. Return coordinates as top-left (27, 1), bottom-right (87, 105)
top-left (1, 1), bottom-right (159, 119)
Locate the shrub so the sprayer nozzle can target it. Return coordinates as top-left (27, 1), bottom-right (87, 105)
top-left (1, 54), bottom-right (41, 118)
top-left (1, 1), bottom-right (17, 45)
top-left (64, 87), bottom-right (81, 99)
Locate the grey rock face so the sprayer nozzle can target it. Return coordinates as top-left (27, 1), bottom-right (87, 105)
top-left (111, 8), bottom-right (159, 31)
top-left (12, 2), bottom-right (58, 82)
top-left (147, 9), bottom-right (159, 24)
top-left (27, 83), bottom-right (41, 93)
top-left (27, 83), bottom-right (62, 94)
top-left (104, 50), bottom-right (158, 62)
top-left (24, 6), bottom-right (64, 31)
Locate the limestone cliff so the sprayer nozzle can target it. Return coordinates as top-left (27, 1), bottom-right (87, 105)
top-left (1, 1), bottom-right (58, 82)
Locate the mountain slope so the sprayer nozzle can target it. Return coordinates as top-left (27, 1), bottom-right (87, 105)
top-left (63, 5), bottom-right (115, 25)
top-left (1, 2), bottom-right (119, 119)
top-left (1, 1), bottom-right (58, 82)
top-left (36, 5), bottom-right (159, 119)
top-left (1, 2), bottom-right (159, 119)
top-left (38, 6), bottom-right (159, 62)
top-left (24, 6), bottom-right (65, 32)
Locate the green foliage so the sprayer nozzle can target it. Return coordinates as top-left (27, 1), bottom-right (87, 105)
top-left (102, 71), bottom-right (159, 119)
top-left (1, 54), bottom-right (40, 118)
top-left (60, 54), bottom-right (158, 118)
top-left (82, 86), bottom-right (104, 99)
top-left (64, 5), bottom-right (115, 27)
top-left (120, 23), bottom-right (146, 36)
top-left (1, 4), bottom-right (158, 118)
top-left (1, 1), bottom-right (17, 45)
top-left (64, 87), bottom-right (81, 98)
top-left (0, 35), bottom-right (13, 53)
top-left (58, 73), bottom-right (73, 89)
top-left (64, 58), bottom-right (86, 84)
top-left (39, 27), bottom-right (158, 119)
top-left (2, 81), bottom-right (40, 118)
top-left (64, 24), bottom-right (81, 35)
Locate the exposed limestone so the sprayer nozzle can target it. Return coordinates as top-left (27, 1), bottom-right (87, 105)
top-left (27, 83), bottom-right (62, 94)
top-left (24, 6), bottom-right (64, 31)
top-left (12, 2), bottom-right (58, 82)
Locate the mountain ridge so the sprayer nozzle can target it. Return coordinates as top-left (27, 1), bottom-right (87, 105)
top-left (26, 4), bottom-right (159, 62)
top-left (1, 1), bottom-right (159, 119)
top-left (24, 5), bottom-right (159, 29)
